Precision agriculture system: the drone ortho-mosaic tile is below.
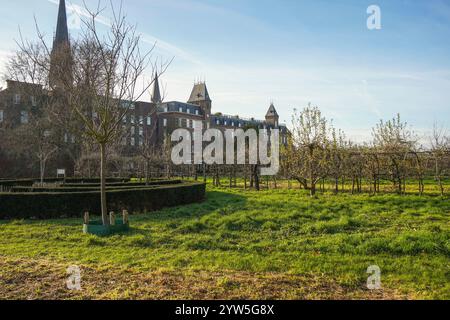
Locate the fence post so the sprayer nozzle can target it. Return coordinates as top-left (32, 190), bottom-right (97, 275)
top-left (122, 210), bottom-right (129, 224)
top-left (109, 211), bottom-right (116, 226)
top-left (83, 212), bottom-right (90, 224)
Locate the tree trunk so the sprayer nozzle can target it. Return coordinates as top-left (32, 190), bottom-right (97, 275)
top-left (40, 158), bottom-right (45, 186)
top-left (100, 143), bottom-right (109, 226)
top-left (310, 182), bottom-right (316, 196)
top-left (253, 165), bottom-right (260, 191)
top-left (145, 159), bottom-right (150, 185)
top-left (438, 177), bottom-right (444, 196)
top-left (335, 177), bottom-right (339, 194)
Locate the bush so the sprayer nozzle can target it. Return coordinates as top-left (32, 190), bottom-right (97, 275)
top-left (0, 177), bottom-right (131, 189)
top-left (0, 182), bottom-right (206, 219)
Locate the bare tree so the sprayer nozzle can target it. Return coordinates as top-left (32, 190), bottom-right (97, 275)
top-left (13, 2), bottom-right (172, 225)
top-left (372, 114), bottom-right (417, 194)
top-left (430, 124), bottom-right (449, 196)
top-left (286, 104), bottom-right (330, 196)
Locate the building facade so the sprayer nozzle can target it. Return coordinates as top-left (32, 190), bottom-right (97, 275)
top-left (0, 0), bottom-right (287, 178)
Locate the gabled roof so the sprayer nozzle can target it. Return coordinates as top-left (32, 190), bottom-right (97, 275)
top-left (266, 103), bottom-right (279, 117)
top-left (53, 0), bottom-right (69, 50)
top-left (151, 72), bottom-right (162, 104)
top-left (188, 82), bottom-right (211, 103)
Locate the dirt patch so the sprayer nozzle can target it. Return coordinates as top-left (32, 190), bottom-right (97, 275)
top-left (0, 256), bottom-right (413, 300)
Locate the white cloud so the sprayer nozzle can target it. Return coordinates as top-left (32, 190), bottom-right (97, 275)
top-left (47, 0), bottom-right (200, 65)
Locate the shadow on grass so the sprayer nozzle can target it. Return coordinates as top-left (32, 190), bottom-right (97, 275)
top-left (0, 190), bottom-right (247, 233)
top-left (131, 190), bottom-right (247, 223)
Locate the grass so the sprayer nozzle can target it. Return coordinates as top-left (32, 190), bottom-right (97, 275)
top-left (0, 183), bottom-right (449, 299)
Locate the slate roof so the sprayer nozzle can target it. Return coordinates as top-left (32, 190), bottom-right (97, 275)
top-left (188, 83), bottom-right (211, 103)
top-left (53, 0), bottom-right (69, 50)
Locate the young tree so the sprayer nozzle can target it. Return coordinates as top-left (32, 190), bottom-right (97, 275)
top-left (372, 114), bottom-right (417, 194)
top-left (287, 104), bottom-right (330, 196)
top-left (430, 124), bottom-right (449, 196)
top-left (14, 2), bottom-right (171, 225)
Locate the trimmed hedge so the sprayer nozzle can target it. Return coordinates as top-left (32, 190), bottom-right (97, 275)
top-left (0, 177), bottom-right (131, 188)
top-left (9, 185), bottom-right (160, 193)
top-left (61, 180), bottom-right (181, 188)
top-left (0, 182), bottom-right (206, 219)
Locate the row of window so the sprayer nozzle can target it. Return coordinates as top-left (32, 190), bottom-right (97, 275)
top-left (122, 136), bottom-right (144, 147)
top-left (214, 119), bottom-right (280, 129)
top-left (0, 110), bottom-right (29, 124)
top-left (122, 115), bottom-right (152, 126)
top-left (11, 94), bottom-right (37, 106)
top-left (162, 105), bottom-right (200, 116)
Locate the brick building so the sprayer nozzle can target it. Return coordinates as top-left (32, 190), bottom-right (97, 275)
top-left (0, 0), bottom-right (287, 178)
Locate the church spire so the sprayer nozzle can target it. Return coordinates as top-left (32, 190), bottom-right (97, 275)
top-left (53, 0), bottom-right (69, 50)
top-left (151, 72), bottom-right (162, 104)
top-left (50, 0), bottom-right (72, 89)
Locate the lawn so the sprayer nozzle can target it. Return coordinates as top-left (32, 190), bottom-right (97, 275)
top-left (0, 184), bottom-right (449, 299)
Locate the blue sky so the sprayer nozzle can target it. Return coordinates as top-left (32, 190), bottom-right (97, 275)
top-left (0, 0), bottom-right (449, 141)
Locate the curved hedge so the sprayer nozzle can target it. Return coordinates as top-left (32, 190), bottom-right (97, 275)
top-left (0, 181), bottom-right (206, 220)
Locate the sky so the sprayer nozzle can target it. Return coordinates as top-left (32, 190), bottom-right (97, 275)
top-left (0, 0), bottom-right (449, 142)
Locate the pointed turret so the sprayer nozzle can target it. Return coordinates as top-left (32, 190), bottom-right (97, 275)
top-left (188, 82), bottom-right (211, 118)
top-left (265, 102), bottom-right (279, 127)
top-left (151, 72), bottom-right (162, 104)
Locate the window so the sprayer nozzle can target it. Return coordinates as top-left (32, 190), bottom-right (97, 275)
top-left (238, 122), bottom-right (242, 128)
top-left (195, 110), bottom-right (199, 115)
top-left (187, 108), bottom-right (190, 114)
top-left (139, 137), bottom-right (143, 146)
top-left (130, 115), bottom-right (135, 124)
top-left (131, 137), bottom-right (135, 146)
top-left (179, 107), bottom-right (183, 113)
top-left (0, 110), bottom-right (3, 123)
top-left (139, 127), bottom-right (143, 136)
top-left (178, 118), bottom-right (183, 127)
top-left (231, 122), bottom-right (234, 127)
top-left (189, 120), bottom-right (193, 128)
top-left (139, 116), bottom-right (143, 125)
top-left (71, 135), bottom-right (75, 143)
top-left (164, 106), bottom-right (168, 112)
top-left (122, 115), bottom-right (127, 124)
top-left (131, 126), bottom-right (135, 135)
top-left (147, 116), bottom-right (152, 126)
top-left (30, 96), bottom-right (37, 107)
top-left (224, 121), bottom-right (227, 126)
top-left (216, 119), bottom-right (220, 125)
top-left (64, 133), bottom-right (68, 143)
top-left (14, 94), bottom-right (21, 105)
top-left (163, 119), bottom-right (167, 127)
top-left (20, 111), bottom-right (28, 124)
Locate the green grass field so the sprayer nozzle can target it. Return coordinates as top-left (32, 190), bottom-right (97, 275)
top-left (0, 184), bottom-right (449, 299)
